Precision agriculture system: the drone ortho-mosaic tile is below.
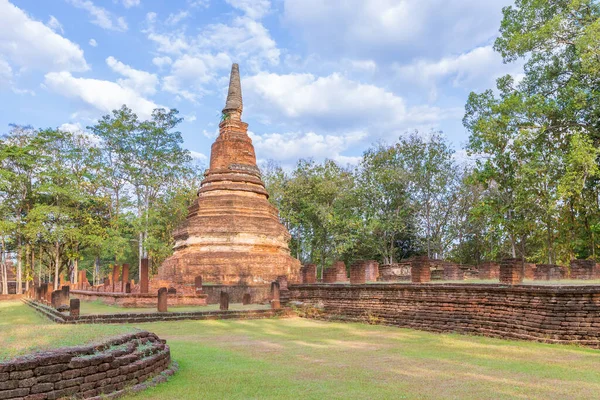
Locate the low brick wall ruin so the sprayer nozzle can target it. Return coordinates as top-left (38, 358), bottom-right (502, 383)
top-left (0, 331), bottom-right (173, 400)
top-left (25, 299), bottom-right (291, 324)
top-left (70, 290), bottom-right (207, 307)
top-left (289, 283), bottom-right (600, 347)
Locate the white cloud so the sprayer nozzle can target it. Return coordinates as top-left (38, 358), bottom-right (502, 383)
top-left (121, 0), bottom-right (140, 8)
top-left (44, 71), bottom-right (160, 119)
top-left (89, 38), bottom-right (97, 47)
top-left (0, 58), bottom-right (12, 87)
top-left (283, 0), bottom-right (512, 61)
top-left (225, 0), bottom-right (271, 19)
top-left (152, 56), bottom-right (172, 68)
top-left (59, 122), bottom-right (83, 133)
top-left (106, 56), bottom-right (158, 95)
top-left (166, 11), bottom-right (190, 26)
top-left (188, 0), bottom-right (209, 7)
top-left (244, 72), bottom-right (455, 133)
top-left (190, 150), bottom-right (208, 160)
top-left (162, 53), bottom-right (231, 101)
top-left (249, 130), bottom-right (366, 165)
top-left (395, 45), bottom-right (523, 100)
top-left (47, 15), bottom-right (64, 34)
top-left (67, 0), bottom-right (128, 31)
top-left (0, 1), bottom-right (88, 73)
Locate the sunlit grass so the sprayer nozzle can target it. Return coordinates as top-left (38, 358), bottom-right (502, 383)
top-left (78, 300), bottom-right (270, 315)
top-left (4, 300), bottom-right (600, 399)
top-left (0, 301), bottom-right (134, 361)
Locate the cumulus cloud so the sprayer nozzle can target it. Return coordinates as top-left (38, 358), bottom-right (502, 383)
top-left (67, 0), bottom-right (128, 31)
top-left (121, 0), bottom-right (140, 8)
top-left (244, 72), bottom-right (458, 134)
top-left (395, 45), bottom-right (524, 100)
top-left (152, 56), bottom-right (172, 68)
top-left (249, 130), bottom-right (366, 165)
top-left (106, 56), bottom-right (158, 95)
top-left (89, 38), bottom-right (97, 47)
top-left (44, 71), bottom-right (160, 119)
top-left (47, 15), bottom-right (64, 34)
top-left (162, 53), bottom-right (232, 101)
top-left (190, 150), bottom-right (208, 160)
top-left (283, 0), bottom-right (513, 61)
top-left (165, 11), bottom-right (190, 26)
top-left (0, 1), bottom-right (88, 73)
top-left (225, 0), bottom-right (271, 19)
top-left (0, 58), bottom-right (12, 87)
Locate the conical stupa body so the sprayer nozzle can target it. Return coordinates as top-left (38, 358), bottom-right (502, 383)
top-left (153, 64), bottom-right (301, 293)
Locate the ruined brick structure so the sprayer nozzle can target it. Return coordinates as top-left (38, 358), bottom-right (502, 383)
top-left (153, 64), bottom-right (301, 294)
top-left (411, 256), bottom-right (431, 283)
top-left (570, 259), bottom-right (600, 280)
top-left (478, 262), bottom-right (500, 280)
top-left (499, 258), bottom-right (523, 285)
top-left (534, 264), bottom-right (566, 280)
top-left (323, 261), bottom-right (348, 283)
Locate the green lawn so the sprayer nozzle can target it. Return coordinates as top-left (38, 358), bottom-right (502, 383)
top-left (0, 301), bottom-right (134, 361)
top-left (3, 300), bottom-right (600, 399)
top-left (77, 300), bottom-right (270, 315)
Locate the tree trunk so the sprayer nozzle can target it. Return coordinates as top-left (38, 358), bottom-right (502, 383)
top-left (73, 242), bottom-right (79, 284)
top-left (16, 228), bottom-right (22, 294)
top-left (1, 236), bottom-right (7, 294)
top-left (54, 241), bottom-right (60, 290)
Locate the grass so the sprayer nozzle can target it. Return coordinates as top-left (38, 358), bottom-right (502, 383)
top-left (77, 300), bottom-right (270, 315)
top-left (120, 318), bottom-right (600, 399)
top-left (3, 300), bottom-right (600, 399)
top-left (0, 301), bottom-right (135, 361)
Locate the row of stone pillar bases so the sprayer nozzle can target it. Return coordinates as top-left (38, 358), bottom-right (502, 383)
top-left (300, 257), bottom-right (600, 284)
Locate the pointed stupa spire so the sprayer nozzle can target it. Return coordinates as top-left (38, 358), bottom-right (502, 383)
top-left (222, 63), bottom-right (243, 117)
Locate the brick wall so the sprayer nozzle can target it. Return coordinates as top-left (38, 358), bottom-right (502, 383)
top-left (0, 331), bottom-right (172, 399)
top-left (289, 283), bottom-right (600, 347)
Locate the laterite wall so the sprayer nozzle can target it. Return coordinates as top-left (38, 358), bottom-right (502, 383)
top-left (0, 331), bottom-right (171, 399)
top-left (289, 283), bottom-right (600, 347)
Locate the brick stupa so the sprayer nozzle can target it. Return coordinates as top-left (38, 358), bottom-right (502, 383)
top-left (152, 64), bottom-right (301, 294)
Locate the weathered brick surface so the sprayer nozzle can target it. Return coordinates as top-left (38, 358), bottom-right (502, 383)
top-left (289, 283), bottom-right (600, 347)
top-left (301, 264), bottom-right (317, 284)
top-left (0, 331), bottom-right (171, 400)
top-left (478, 262), bottom-right (500, 280)
top-left (411, 257), bottom-right (431, 283)
top-left (349, 262), bottom-right (367, 284)
top-left (499, 258), bottom-right (523, 285)
top-left (534, 264), bottom-right (566, 281)
top-left (570, 259), bottom-right (600, 280)
top-left (323, 261), bottom-right (348, 283)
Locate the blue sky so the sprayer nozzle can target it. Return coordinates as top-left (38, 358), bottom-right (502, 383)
top-left (0, 0), bottom-right (523, 168)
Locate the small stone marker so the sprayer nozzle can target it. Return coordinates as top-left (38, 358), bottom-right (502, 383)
top-left (219, 291), bottom-right (229, 311)
top-left (157, 287), bottom-right (168, 312)
top-left (270, 281), bottom-right (281, 310)
top-left (194, 276), bottom-right (203, 293)
top-left (51, 290), bottom-right (61, 308)
top-left (70, 298), bottom-right (80, 318)
top-left (61, 285), bottom-right (70, 306)
top-left (121, 264), bottom-right (129, 292)
top-left (242, 293), bottom-right (251, 305)
top-left (125, 282), bottom-right (131, 293)
top-left (140, 258), bottom-right (149, 294)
